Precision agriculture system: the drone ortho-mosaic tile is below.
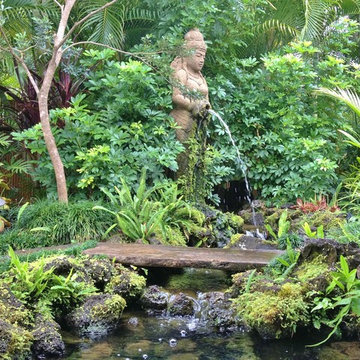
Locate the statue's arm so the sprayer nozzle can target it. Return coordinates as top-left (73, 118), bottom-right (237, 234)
top-left (172, 70), bottom-right (194, 111)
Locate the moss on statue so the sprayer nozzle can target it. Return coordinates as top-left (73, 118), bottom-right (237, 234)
top-left (177, 116), bottom-right (210, 203)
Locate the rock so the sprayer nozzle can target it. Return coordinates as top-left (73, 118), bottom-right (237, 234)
top-left (0, 285), bottom-right (33, 359)
top-left (139, 285), bottom-right (170, 314)
top-left (105, 264), bottom-right (146, 302)
top-left (65, 293), bottom-right (126, 339)
top-left (82, 257), bottom-right (113, 291)
top-left (78, 342), bottom-right (113, 360)
top-left (0, 319), bottom-right (32, 359)
top-left (228, 234), bottom-right (277, 250)
top-left (299, 238), bottom-right (360, 267)
top-left (319, 341), bottom-right (360, 360)
top-left (168, 293), bottom-right (195, 317)
top-left (31, 314), bottom-right (65, 358)
top-left (198, 291), bottom-right (239, 331)
top-left (228, 270), bottom-right (258, 298)
top-left (43, 255), bottom-right (91, 283)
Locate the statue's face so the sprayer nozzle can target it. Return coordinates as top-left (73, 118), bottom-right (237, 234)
top-left (186, 49), bottom-right (206, 72)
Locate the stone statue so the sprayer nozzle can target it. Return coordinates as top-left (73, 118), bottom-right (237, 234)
top-left (170, 28), bottom-right (210, 143)
top-left (170, 29), bottom-right (211, 201)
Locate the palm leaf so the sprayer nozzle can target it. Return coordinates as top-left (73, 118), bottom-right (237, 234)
top-left (315, 87), bottom-right (360, 118)
top-left (301, 0), bottom-right (334, 40)
top-left (76, 0), bottom-right (129, 49)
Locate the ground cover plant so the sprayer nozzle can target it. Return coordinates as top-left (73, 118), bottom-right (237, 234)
top-left (0, 200), bottom-right (113, 253)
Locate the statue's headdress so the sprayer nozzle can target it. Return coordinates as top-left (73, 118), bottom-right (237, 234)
top-left (171, 28), bottom-right (207, 71)
top-left (184, 28), bottom-right (207, 53)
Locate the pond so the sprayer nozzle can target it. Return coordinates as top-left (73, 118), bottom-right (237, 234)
top-left (61, 268), bottom-right (359, 360)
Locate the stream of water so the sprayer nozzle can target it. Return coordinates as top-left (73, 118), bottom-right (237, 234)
top-left (209, 110), bottom-right (258, 227)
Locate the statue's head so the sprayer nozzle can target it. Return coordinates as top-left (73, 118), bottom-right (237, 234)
top-left (171, 28), bottom-right (207, 73)
top-left (183, 28), bottom-right (207, 72)
top-left (184, 28), bottom-right (207, 53)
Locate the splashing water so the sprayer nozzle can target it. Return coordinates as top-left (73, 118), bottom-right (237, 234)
top-left (208, 109), bottom-right (257, 226)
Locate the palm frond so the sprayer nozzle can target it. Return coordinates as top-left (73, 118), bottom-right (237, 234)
top-left (315, 87), bottom-right (360, 117)
top-left (258, 19), bottom-right (299, 38)
top-left (300, 0), bottom-right (334, 40)
top-left (77, 0), bottom-right (128, 49)
top-left (2, 0), bottom-right (58, 36)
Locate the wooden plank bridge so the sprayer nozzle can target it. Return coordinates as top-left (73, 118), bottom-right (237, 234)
top-left (84, 243), bottom-right (283, 272)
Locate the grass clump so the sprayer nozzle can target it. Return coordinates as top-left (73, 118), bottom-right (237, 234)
top-left (0, 200), bottom-right (113, 255)
top-left (17, 200), bottom-right (114, 243)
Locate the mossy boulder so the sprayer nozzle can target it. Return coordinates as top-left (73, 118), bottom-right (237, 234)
top-left (232, 282), bottom-right (310, 339)
top-left (198, 291), bottom-right (239, 331)
top-left (31, 314), bottom-right (65, 359)
top-left (168, 293), bottom-right (195, 317)
top-left (139, 285), bottom-right (170, 314)
top-left (0, 284), bottom-right (32, 327)
top-left (227, 213), bottom-right (244, 231)
top-left (227, 234), bottom-right (277, 250)
top-left (83, 257), bottom-right (113, 290)
top-left (65, 293), bottom-right (126, 339)
top-left (0, 319), bottom-right (32, 360)
top-left (299, 238), bottom-right (360, 268)
top-left (294, 254), bottom-right (331, 292)
top-left (105, 264), bottom-right (146, 301)
top-left (43, 255), bottom-right (92, 284)
top-left (228, 270), bottom-right (257, 298)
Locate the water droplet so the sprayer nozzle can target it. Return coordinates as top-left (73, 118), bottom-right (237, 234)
top-left (169, 338), bottom-right (177, 347)
top-left (138, 348), bottom-right (142, 352)
top-left (180, 330), bottom-right (187, 337)
top-left (143, 355), bottom-right (148, 359)
top-left (158, 338), bottom-right (163, 342)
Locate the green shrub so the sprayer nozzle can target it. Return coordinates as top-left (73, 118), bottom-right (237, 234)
top-left (14, 53), bottom-right (183, 199)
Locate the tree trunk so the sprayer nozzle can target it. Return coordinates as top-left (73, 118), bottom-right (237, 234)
top-left (38, 88), bottom-right (68, 203)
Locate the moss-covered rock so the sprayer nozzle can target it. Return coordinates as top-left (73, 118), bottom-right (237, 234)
top-left (198, 291), bottom-right (240, 331)
top-left (0, 284), bottom-right (32, 327)
top-left (168, 293), bottom-right (195, 317)
top-left (65, 293), bottom-right (126, 339)
top-left (294, 210), bottom-right (345, 232)
top-left (82, 257), bottom-right (113, 290)
top-left (299, 238), bottom-right (360, 268)
top-left (233, 282), bottom-right (310, 339)
top-left (31, 313), bottom-right (65, 358)
top-left (227, 213), bottom-right (244, 231)
top-left (227, 270), bottom-right (257, 298)
top-left (227, 234), bottom-right (278, 250)
top-left (0, 319), bottom-right (33, 360)
top-left (105, 264), bottom-right (146, 301)
top-left (139, 285), bottom-right (170, 314)
top-left (294, 254), bottom-right (331, 292)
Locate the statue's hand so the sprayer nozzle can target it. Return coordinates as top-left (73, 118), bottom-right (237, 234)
top-left (191, 100), bottom-right (210, 117)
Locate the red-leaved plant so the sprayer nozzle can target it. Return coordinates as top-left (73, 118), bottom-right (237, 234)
top-left (293, 197), bottom-right (339, 213)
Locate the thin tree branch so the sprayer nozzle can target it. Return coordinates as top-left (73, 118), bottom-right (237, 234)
top-left (60, 0), bottom-right (118, 47)
top-left (63, 41), bottom-right (162, 74)
top-left (63, 40), bottom-right (161, 56)
top-left (53, 0), bottom-right (63, 11)
top-left (0, 29), bottom-right (39, 94)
